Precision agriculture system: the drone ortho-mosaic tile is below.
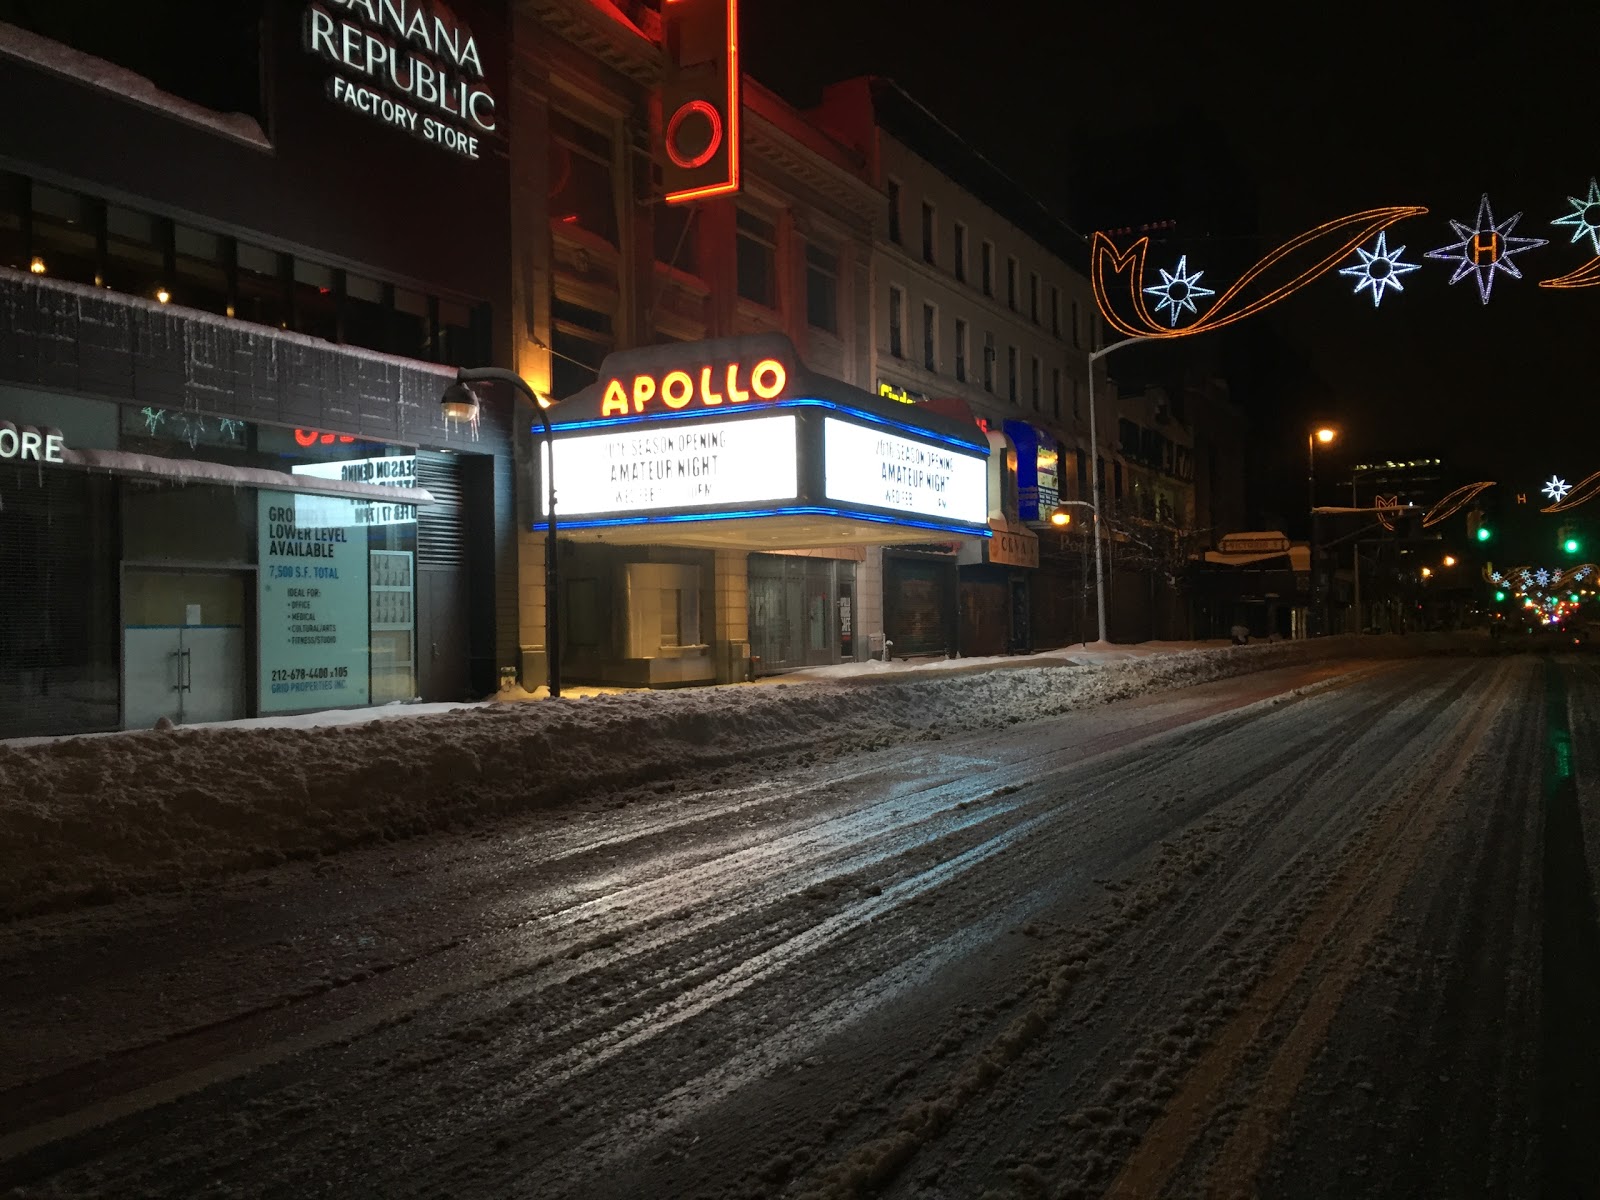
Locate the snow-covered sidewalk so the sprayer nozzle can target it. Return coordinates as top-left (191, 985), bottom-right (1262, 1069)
top-left (0, 635), bottom-right (1480, 918)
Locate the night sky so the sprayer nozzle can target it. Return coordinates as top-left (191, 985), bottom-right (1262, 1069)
top-left (746, 1), bottom-right (1600, 541)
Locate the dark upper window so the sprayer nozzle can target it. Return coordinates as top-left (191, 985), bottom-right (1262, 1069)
top-left (887, 179), bottom-right (902, 244)
top-left (953, 223), bottom-right (967, 283)
top-left (654, 204), bottom-right (698, 274)
top-left (983, 332), bottom-right (995, 392)
top-left (981, 242), bottom-right (994, 298)
top-left (549, 112), bottom-right (618, 246)
top-left (0, 0), bottom-right (265, 121)
top-left (736, 209), bottom-right (777, 308)
top-left (552, 297), bottom-right (613, 398)
top-left (806, 243), bottom-right (838, 333)
top-left (889, 287), bottom-right (904, 358)
top-left (1030, 273), bottom-right (1040, 323)
top-left (1007, 345), bottom-right (1018, 403)
top-left (921, 201), bottom-right (935, 264)
top-left (1051, 287), bottom-right (1061, 337)
top-left (922, 303), bottom-right (937, 371)
top-left (954, 318), bottom-right (968, 382)
top-left (1007, 257), bottom-right (1018, 310)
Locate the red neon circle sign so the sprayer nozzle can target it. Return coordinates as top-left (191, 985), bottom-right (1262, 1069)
top-left (665, 100), bottom-right (723, 171)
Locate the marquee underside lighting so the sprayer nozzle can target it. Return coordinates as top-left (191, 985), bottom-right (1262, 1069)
top-left (1421, 481), bottom-right (1497, 527)
top-left (1091, 206), bottom-right (1428, 338)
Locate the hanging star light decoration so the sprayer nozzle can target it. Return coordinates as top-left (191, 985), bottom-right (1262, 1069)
top-left (1544, 475), bottom-right (1573, 502)
top-left (1339, 230), bottom-right (1421, 306)
top-left (1142, 256), bottom-right (1215, 326)
top-left (1425, 194), bottom-right (1548, 303)
top-left (1553, 178), bottom-right (1600, 253)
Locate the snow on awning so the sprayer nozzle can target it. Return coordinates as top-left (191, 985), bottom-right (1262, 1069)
top-left (59, 448), bottom-right (436, 506)
top-left (1203, 546), bottom-right (1311, 570)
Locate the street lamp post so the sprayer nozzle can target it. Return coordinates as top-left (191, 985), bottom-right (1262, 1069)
top-left (1308, 427), bottom-right (1336, 635)
top-left (443, 368), bottom-right (561, 699)
top-left (1085, 336), bottom-right (1148, 644)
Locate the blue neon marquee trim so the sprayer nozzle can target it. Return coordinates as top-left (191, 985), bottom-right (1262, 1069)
top-left (542, 396), bottom-right (988, 456)
top-left (531, 504), bottom-right (990, 538)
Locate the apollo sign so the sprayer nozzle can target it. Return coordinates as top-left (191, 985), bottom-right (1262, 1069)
top-left (304, 0), bottom-right (496, 160)
top-left (599, 357), bottom-right (788, 417)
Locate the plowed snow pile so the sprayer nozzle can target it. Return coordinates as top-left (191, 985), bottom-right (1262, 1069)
top-left (0, 636), bottom-right (1477, 916)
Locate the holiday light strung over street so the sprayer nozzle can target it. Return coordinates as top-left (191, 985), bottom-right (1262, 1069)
top-left (1142, 256), bottom-right (1215, 325)
top-left (1544, 475), bottom-right (1573, 503)
top-left (1541, 468), bottom-right (1600, 511)
top-left (1421, 480), bottom-right (1496, 527)
top-left (1424, 194), bottom-right (1548, 304)
top-left (1552, 178), bottom-right (1600, 252)
top-left (1339, 230), bottom-right (1422, 306)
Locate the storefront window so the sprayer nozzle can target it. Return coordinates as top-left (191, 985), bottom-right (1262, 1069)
top-left (344, 273), bottom-right (388, 353)
top-left (236, 242), bottom-right (289, 329)
top-left (549, 112), bottom-right (617, 246)
top-left (294, 259), bottom-right (338, 342)
top-left (32, 185), bottom-right (99, 287)
top-left (0, 172), bottom-right (28, 272)
top-left (173, 225), bottom-right (230, 317)
top-left (392, 288), bottom-right (429, 359)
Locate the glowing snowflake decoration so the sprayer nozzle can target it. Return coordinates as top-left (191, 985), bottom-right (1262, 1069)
top-left (1425, 194), bottom-right (1548, 303)
top-left (1142, 256), bottom-right (1215, 326)
top-left (1489, 569), bottom-right (1504, 584)
top-left (1339, 231), bottom-right (1421, 306)
top-left (1535, 567), bottom-right (1552, 586)
top-left (1544, 475), bottom-right (1572, 502)
top-left (1553, 178), bottom-right (1600, 254)
top-left (140, 407), bottom-right (166, 435)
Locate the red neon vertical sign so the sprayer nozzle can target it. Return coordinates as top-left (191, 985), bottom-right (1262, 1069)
top-left (662, 0), bottom-right (740, 204)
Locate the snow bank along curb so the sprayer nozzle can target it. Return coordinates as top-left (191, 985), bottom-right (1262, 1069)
top-left (0, 635), bottom-right (1479, 919)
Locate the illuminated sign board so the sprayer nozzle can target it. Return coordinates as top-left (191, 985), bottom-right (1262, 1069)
top-left (599, 357), bottom-right (787, 418)
top-left (304, 0), bottom-right (496, 160)
top-left (292, 455), bottom-right (419, 526)
top-left (1004, 420), bottom-right (1059, 522)
top-left (877, 380), bottom-right (928, 406)
top-left (0, 421), bottom-right (65, 463)
top-left (822, 418), bottom-right (987, 526)
top-left (544, 415), bottom-right (798, 517)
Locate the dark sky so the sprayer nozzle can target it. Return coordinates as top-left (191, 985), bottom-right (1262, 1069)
top-left (745, 0), bottom-right (1600, 535)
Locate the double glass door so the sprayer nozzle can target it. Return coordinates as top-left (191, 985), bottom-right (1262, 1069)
top-left (122, 569), bottom-right (248, 728)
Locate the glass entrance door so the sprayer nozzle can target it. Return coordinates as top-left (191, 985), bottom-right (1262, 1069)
top-left (123, 569), bottom-right (248, 728)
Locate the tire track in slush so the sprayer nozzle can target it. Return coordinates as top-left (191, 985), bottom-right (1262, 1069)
top-left (1104, 657), bottom-right (1515, 1199)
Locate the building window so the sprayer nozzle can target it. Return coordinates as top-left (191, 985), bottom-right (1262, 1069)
top-left (1051, 366), bottom-right (1062, 418)
top-left (1007, 345), bottom-right (1018, 404)
top-left (552, 297), bottom-right (614, 398)
top-left (1072, 376), bottom-right (1081, 418)
top-left (953, 222), bottom-right (967, 283)
top-left (1007, 257), bottom-right (1018, 310)
top-left (954, 318), bottom-right (968, 382)
top-left (981, 241), bottom-right (994, 297)
top-left (1051, 287), bottom-right (1061, 337)
top-left (806, 243), bottom-right (839, 333)
top-left (1077, 449), bottom-right (1088, 500)
top-left (736, 209), bottom-right (777, 308)
top-left (889, 286), bottom-right (904, 358)
top-left (31, 185), bottom-right (99, 287)
top-left (655, 204), bottom-right (698, 274)
top-left (236, 242), bottom-right (288, 330)
top-left (983, 332), bottom-right (995, 392)
top-left (1030, 272), bottom-right (1040, 323)
top-left (172, 225), bottom-right (230, 318)
top-left (1072, 300), bottom-right (1081, 348)
top-left (922, 302), bottom-right (937, 372)
top-left (921, 201), bottom-right (935, 264)
top-left (1114, 461), bottom-right (1124, 502)
top-left (1030, 355), bottom-right (1041, 411)
top-left (887, 178), bottom-right (902, 244)
top-left (548, 111), bottom-right (617, 247)
top-left (292, 259), bottom-right (338, 342)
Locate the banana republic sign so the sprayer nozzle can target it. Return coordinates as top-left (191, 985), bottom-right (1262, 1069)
top-left (303, 0), bottom-right (497, 160)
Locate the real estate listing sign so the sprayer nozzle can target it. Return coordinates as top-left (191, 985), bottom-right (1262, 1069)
top-left (258, 492), bottom-right (371, 713)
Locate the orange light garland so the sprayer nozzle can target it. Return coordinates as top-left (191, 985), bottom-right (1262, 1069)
top-left (1539, 258), bottom-right (1600, 289)
top-left (1421, 481), bottom-right (1496, 528)
top-left (1092, 207), bottom-right (1428, 338)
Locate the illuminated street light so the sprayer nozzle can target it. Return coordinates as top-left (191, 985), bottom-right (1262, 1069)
top-left (1309, 427), bottom-right (1337, 636)
top-left (1421, 567), bottom-right (1433, 578)
top-left (1315, 427), bottom-right (1336, 445)
top-left (1443, 555), bottom-right (1457, 567)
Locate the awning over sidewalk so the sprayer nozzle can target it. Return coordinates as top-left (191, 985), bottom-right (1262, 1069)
top-left (58, 446), bottom-right (436, 506)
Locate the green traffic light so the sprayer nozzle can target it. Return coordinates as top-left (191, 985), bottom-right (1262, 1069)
top-left (1495, 590), bottom-right (1507, 601)
top-left (1565, 538), bottom-right (1581, 554)
top-left (1476, 526), bottom-right (1491, 542)
top-left (1571, 593), bottom-right (1581, 602)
